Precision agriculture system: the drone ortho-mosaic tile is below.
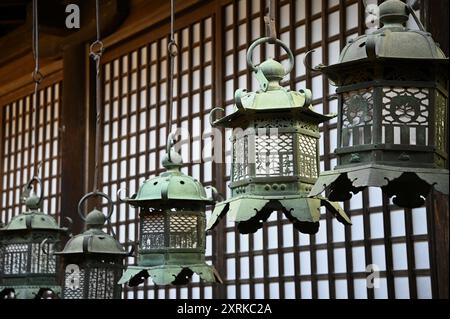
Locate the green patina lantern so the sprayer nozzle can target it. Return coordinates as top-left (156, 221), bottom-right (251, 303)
top-left (207, 37), bottom-right (351, 235)
top-left (0, 177), bottom-right (68, 299)
top-left (118, 137), bottom-right (222, 286)
top-left (55, 192), bottom-right (127, 299)
top-left (308, 0), bottom-right (448, 208)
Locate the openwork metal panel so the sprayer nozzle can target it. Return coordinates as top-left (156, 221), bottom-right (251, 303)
top-left (342, 88), bottom-right (374, 147)
top-left (0, 81), bottom-right (63, 225)
top-left (101, 12), bottom-right (215, 299)
top-left (99, 0), bottom-right (437, 299)
top-left (381, 87), bottom-right (429, 145)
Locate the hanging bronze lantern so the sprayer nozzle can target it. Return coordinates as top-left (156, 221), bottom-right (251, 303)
top-left (0, 177), bottom-right (68, 299)
top-left (118, 138), bottom-right (222, 286)
top-left (308, 0), bottom-right (448, 208)
top-left (55, 192), bottom-right (127, 299)
top-left (206, 37), bottom-right (351, 235)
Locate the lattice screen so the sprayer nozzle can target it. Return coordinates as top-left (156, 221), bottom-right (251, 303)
top-left (0, 81), bottom-right (62, 226)
top-left (100, 0), bottom-right (435, 299)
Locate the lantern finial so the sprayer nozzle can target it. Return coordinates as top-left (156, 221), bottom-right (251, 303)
top-left (379, 0), bottom-right (408, 27)
top-left (85, 209), bottom-right (107, 229)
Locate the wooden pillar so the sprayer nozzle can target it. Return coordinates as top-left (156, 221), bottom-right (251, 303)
top-left (424, 0), bottom-right (449, 299)
top-left (60, 44), bottom-right (88, 234)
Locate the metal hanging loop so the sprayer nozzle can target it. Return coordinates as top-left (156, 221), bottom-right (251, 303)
top-left (89, 40), bottom-right (104, 59)
top-left (246, 37), bottom-right (295, 75)
top-left (77, 191), bottom-right (114, 222)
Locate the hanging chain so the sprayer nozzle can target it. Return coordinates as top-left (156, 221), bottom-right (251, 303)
top-left (166, 0), bottom-right (178, 161)
top-left (90, 0), bottom-right (104, 193)
top-left (31, 0), bottom-right (43, 178)
top-left (264, 0), bottom-right (277, 41)
top-left (89, 0), bottom-right (116, 238)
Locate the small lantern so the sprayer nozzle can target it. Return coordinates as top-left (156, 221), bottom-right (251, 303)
top-left (55, 192), bottom-right (127, 299)
top-left (118, 138), bottom-right (222, 286)
top-left (308, 0), bottom-right (449, 208)
top-left (207, 37), bottom-right (351, 235)
top-left (0, 177), bottom-right (68, 299)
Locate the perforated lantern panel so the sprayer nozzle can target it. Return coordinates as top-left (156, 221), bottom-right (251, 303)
top-left (141, 213), bottom-right (199, 250)
top-left (0, 244), bottom-right (28, 275)
top-left (381, 87), bottom-right (429, 145)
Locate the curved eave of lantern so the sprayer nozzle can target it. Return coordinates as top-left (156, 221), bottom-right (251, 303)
top-left (118, 264), bottom-right (222, 286)
top-left (207, 194), bottom-right (351, 235)
top-left (211, 89), bottom-right (336, 128)
top-left (309, 164), bottom-right (449, 208)
top-left (54, 230), bottom-right (127, 256)
top-left (0, 211), bottom-right (68, 233)
top-left (0, 286), bottom-right (61, 299)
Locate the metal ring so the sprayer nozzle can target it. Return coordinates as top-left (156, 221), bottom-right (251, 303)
top-left (167, 40), bottom-right (179, 57)
top-left (209, 107), bottom-right (225, 127)
top-left (117, 188), bottom-right (129, 203)
top-left (77, 191), bottom-right (113, 222)
top-left (89, 40), bottom-right (104, 57)
top-left (31, 70), bottom-right (44, 84)
top-left (25, 176), bottom-right (44, 206)
top-left (246, 37), bottom-right (294, 75)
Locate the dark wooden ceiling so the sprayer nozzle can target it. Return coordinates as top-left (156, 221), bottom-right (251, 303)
top-left (0, 1), bottom-right (28, 37)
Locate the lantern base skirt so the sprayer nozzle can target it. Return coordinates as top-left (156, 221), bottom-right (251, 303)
top-left (207, 195), bottom-right (351, 234)
top-left (118, 264), bottom-right (222, 286)
top-left (0, 285), bottom-right (61, 299)
top-left (309, 164), bottom-right (449, 208)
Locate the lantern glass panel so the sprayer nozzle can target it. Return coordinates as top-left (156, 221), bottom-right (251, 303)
top-left (381, 87), bottom-right (429, 146)
top-left (341, 88), bottom-right (374, 147)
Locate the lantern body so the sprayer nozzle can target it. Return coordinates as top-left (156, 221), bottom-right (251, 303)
top-left (309, 0), bottom-right (449, 208)
top-left (0, 196), bottom-right (67, 299)
top-left (207, 38), bottom-right (351, 235)
top-left (118, 151), bottom-right (222, 286)
top-left (55, 209), bottom-right (127, 299)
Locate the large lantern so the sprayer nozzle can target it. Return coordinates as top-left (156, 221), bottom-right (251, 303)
top-left (0, 177), bottom-right (68, 299)
top-left (118, 139), bottom-right (222, 286)
top-left (55, 192), bottom-right (127, 299)
top-left (308, 0), bottom-right (448, 208)
top-left (207, 37), bottom-right (351, 234)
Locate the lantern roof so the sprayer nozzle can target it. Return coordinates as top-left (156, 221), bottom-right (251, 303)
top-left (55, 209), bottom-right (127, 256)
top-left (334, 0), bottom-right (447, 66)
top-left (0, 193), bottom-right (66, 233)
top-left (121, 149), bottom-right (213, 208)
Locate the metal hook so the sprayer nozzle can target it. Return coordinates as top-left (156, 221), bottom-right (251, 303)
top-left (206, 186), bottom-right (224, 202)
top-left (117, 188), bottom-right (129, 203)
top-left (127, 241), bottom-right (138, 257)
top-left (303, 50), bottom-right (324, 73)
top-left (209, 107), bottom-right (225, 127)
top-left (41, 238), bottom-right (54, 256)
